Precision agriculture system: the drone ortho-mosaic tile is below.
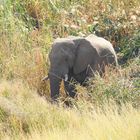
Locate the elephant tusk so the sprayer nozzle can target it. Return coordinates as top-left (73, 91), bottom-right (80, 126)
top-left (41, 76), bottom-right (49, 81)
top-left (64, 74), bottom-right (68, 81)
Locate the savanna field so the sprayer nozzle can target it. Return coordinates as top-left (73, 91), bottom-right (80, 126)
top-left (0, 0), bottom-right (140, 139)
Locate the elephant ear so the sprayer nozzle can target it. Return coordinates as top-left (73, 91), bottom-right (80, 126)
top-left (73, 38), bottom-right (96, 74)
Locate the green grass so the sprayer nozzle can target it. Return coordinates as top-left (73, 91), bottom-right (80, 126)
top-left (0, 0), bottom-right (140, 139)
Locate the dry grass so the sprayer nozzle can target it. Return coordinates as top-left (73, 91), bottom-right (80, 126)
top-left (0, 80), bottom-right (140, 140)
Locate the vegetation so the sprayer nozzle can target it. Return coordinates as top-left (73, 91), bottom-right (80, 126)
top-left (0, 0), bottom-right (140, 139)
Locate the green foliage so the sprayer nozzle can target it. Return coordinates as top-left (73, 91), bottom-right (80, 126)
top-left (121, 30), bottom-right (140, 60)
top-left (91, 67), bottom-right (140, 107)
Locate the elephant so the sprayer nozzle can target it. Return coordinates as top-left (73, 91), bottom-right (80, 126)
top-left (43, 34), bottom-right (118, 101)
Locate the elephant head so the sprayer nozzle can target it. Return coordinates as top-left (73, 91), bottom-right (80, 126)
top-left (44, 35), bottom-right (117, 101)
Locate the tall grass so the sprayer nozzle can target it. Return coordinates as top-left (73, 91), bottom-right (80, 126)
top-left (0, 80), bottom-right (140, 140)
top-left (0, 0), bottom-right (140, 139)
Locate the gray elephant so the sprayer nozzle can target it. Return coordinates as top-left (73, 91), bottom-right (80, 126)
top-left (43, 34), bottom-right (118, 101)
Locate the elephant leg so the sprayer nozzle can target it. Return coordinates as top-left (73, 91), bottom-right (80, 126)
top-left (64, 80), bottom-right (77, 98)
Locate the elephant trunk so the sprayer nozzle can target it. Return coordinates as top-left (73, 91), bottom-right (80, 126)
top-left (49, 73), bottom-right (62, 101)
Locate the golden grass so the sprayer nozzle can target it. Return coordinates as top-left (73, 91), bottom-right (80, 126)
top-left (0, 80), bottom-right (140, 140)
